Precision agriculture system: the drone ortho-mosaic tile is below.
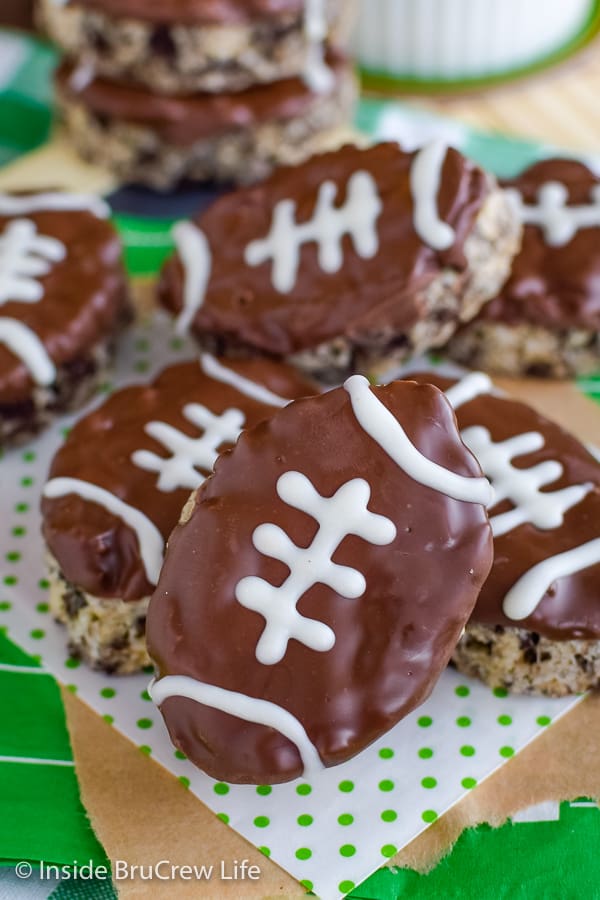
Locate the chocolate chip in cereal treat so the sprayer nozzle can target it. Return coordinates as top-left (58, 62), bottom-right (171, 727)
top-left (146, 375), bottom-right (494, 783)
top-left (410, 370), bottom-right (600, 696)
top-left (158, 142), bottom-right (521, 382)
top-left (0, 192), bottom-right (129, 447)
top-left (41, 355), bottom-right (318, 674)
top-left (54, 52), bottom-right (357, 190)
top-left (39, 0), bottom-right (356, 95)
top-left (447, 159), bottom-right (600, 378)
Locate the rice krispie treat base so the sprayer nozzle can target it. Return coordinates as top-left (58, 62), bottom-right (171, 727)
top-left (453, 623), bottom-right (600, 697)
top-left (447, 320), bottom-right (600, 379)
top-left (39, 0), bottom-right (355, 95)
top-left (47, 554), bottom-right (150, 675)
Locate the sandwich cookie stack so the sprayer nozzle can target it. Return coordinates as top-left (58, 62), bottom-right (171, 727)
top-left (39, 0), bottom-right (358, 189)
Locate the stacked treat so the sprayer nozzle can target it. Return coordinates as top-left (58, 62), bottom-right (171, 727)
top-left (2, 136), bottom-right (600, 786)
top-left (38, 0), bottom-right (358, 188)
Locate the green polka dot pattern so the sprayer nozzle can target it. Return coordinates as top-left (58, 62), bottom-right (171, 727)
top-left (0, 316), bottom-right (579, 900)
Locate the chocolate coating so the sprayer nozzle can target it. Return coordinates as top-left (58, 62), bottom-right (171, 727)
top-left (0, 203), bottom-right (127, 405)
top-left (66, 0), bottom-right (306, 25)
top-left (42, 358), bottom-right (317, 601)
top-left (159, 143), bottom-right (491, 357)
top-left (477, 159), bottom-right (600, 330)
top-left (56, 54), bottom-right (348, 146)
top-left (412, 372), bottom-right (600, 641)
top-left (147, 379), bottom-right (493, 783)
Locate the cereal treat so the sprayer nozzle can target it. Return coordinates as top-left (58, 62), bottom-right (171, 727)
top-left (159, 142), bottom-right (521, 382)
top-left (147, 376), bottom-right (493, 783)
top-left (0, 192), bottom-right (129, 447)
top-left (447, 159), bottom-right (600, 378)
top-left (41, 355), bottom-right (317, 674)
top-left (412, 370), bottom-right (600, 696)
top-left (39, 0), bottom-right (355, 95)
top-left (54, 54), bottom-right (357, 189)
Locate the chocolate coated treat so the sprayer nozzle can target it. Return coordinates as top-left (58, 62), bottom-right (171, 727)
top-left (158, 142), bottom-right (521, 381)
top-left (147, 376), bottom-right (493, 782)
top-left (410, 370), bottom-right (600, 694)
top-left (447, 159), bottom-right (600, 377)
top-left (55, 58), bottom-right (357, 189)
top-left (0, 192), bottom-right (129, 445)
top-left (39, 0), bottom-right (354, 95)
top-left (42, 355), bottom-right (316, 672)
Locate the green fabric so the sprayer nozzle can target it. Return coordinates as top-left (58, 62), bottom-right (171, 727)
top-left (0, 632), bottom-right (107, 868)
top-left (352, 802), bottom-right (600, 899)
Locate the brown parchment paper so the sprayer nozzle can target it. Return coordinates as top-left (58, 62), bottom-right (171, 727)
top-left (60, 382), bottom-right (600, 897)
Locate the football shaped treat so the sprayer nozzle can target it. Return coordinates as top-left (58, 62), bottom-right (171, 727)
top-left (412, 371), bottom-right (600, 695)
top-left (448, 159), bottom-right (600, 378)
top-left (0, 192), bottom-right (129, 446)
top-left (158, 142), bottom-right (521, 381)
top-left (147, 376), bottom-right (494, 783)
top-left (42, 354), bottom-right (316, 674)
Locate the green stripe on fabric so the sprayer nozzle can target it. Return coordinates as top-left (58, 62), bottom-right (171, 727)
top-left (0, 632), bottom-right (107, 868)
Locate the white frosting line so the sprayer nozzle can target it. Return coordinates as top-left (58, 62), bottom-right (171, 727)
top-left (506, 182), bottom-right (600, 246)
top-left (0, 755), bottom-right (74, 767)
top-left (199, 353), bottom-right (289, 408)
top-left (0, 318), bottom-right (55, 385)
top-left (409, 140), bottom-right (456, 250)
top-left (344, 374), bottom-right (493, 506)
top-left (460, 426), bottom-right (593, 537)
top-left (0, 191), bottom-right (109, 219)
top-left (444, 371), bottom-right (493, 410)
top-left (132, 404), bottom-right (245, 493)
top-left (503, 537), bottom-right (600, 621)
top-left (0, 219), bottom-right (66, 305)
top-left (303, 0), bottom-right (334, 93)
top-left (149, 675), bottom-right (324, 776)
top-left (43, 478), bottom-right (164, 585)
top-left (173, 221), bottom-right (212, 335)
top-left (245, 170), bottom-right (382, 294)
top-left (235, 473), bottom-right (396, 665)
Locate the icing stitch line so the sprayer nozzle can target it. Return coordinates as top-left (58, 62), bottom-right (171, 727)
top-left (173, 221), bottom-right (212, 336)
top-left (132, 404), bottom-right (245, 493)
top-left (235, 473), bottom-right (396, 665)
top-left (0, 192), bottom-right (109, 219)
top-left (410, 141), bottom-right (456, 251)
top-left (506, 182), bottom-right (600, 246)
top-left (0, 318), bottom-right (55, 386)
top-left (503, 537), bottom-right (600, 621)
top-left (0, 219), bottom-right (66, 306)
top-left (149, 675), bottom-right (324, 776)
top-left (244, 170), bottom-right (382, 294)
top-left (43, 478), bottom-right (164, 585)
top-left (344, 375), bottom-right (493, 506)
top-left (443, 372), bottom-right (594, 537)
top-left (199, 353), bottom-right (289, 408)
